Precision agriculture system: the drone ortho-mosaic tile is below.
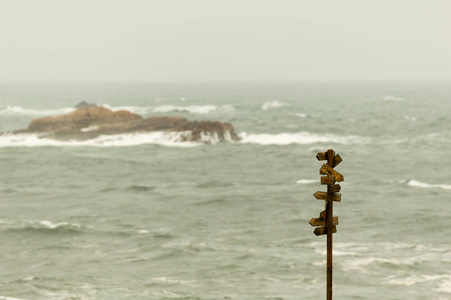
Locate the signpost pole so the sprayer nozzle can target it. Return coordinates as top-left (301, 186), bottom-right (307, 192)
top-left (326, 149), bottom-right (334, 300)
top-left (310, 148), bottom-right (343, 300)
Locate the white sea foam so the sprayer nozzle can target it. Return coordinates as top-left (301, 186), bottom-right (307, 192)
top-left (39, 220), bottom-right (81, 230)
top-left (0, 105), bottom-right (75, 116)
top-left (384, 274), bottom-right (451, 287)
top-left (333, 250), bottom-right (359, 256)
top-left (296, 179), bottom-right (317, 184)
top-left (1, 131), bottom-right (359, 147)
top-left (239, 131), bottom-right (364, 145)
top-left (0, 132), bottom-right (202, 148)
top-left (343, 257), bottom-right (401, 272)
top-left (312, 260), bottom-right (326, 266)
top-left (261, 100), bottom-right (289, 110)
top-left (295, 113), bottom-right (308, 118)
top-left (343, 252), bottom-right (443, 273)
top-left (0, 104), bottom-right (235, 117)
top-left (151, 277), bottom-right (194, 285)
top-left (404, 115), bottom-right (417, 121)
top-left (152, 104), bottom-right (234, 114)
top-left (80, 126), bottom-right (99, 132)
top-left (384, 274), bottom-right (451, 294)
top-left (101, 104), bottom-right (153, 115)
top-left (383, 96), bottom-right (405, 102)
top-left (0, 296), bottom-right (29, 300)
top-left (437, 275), bottom-right (451, 294)
top-left (314, 248), bottom-right (359, 256)
top-left (406, 180), bottom-right (451, 190)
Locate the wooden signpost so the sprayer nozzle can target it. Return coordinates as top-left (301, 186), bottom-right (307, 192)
top-left (309, 149), bottom-right (343, 300)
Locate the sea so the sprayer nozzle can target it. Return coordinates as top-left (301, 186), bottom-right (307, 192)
top-left (0, 82), bottom-right (449, 300)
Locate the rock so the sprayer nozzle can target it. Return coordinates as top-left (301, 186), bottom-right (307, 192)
top-left (25, 106), bottom-right (143, 134)
top-left (17, 106), bottom-right (240, 143)
top-left (74, 101), bottom-right (96, 108)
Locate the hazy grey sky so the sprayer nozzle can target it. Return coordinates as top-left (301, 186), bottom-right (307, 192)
top-left (1, 0), bottom-right (450, 82)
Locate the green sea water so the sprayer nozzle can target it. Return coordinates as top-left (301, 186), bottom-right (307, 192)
top-left (0, 82), bottom-right (450, 299)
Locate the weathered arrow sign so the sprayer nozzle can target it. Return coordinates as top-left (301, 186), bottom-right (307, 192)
top-left (314, 191), bottom-right (341, 202)
top-left (314, 226), bottom-right (337, 236)
top-left (317, 152), bottom-right (342, 168)
top-left (329, 184), bottom-right (341, 193)
top-left (333, 154), bottom-right (342, 168)
top-left (321, 176), bottom-right (334, 185)
top-left (316, 151), bottom-right (327, 161)
top-left (321, 179), bottom-right (342, 193)
top-left (309, 217), bottom-right (338, 227)
top-left (319, 164), bottom-right (344, 182)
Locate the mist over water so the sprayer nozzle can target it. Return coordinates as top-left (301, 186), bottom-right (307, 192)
top-left (0, 82), bottom-right (450, 299)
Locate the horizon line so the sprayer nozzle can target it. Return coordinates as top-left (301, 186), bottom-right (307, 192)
top-left (0, 79), bottom-right (450, 84)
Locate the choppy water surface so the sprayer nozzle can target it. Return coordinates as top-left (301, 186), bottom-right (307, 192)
top-left (0, 82), bottom-right (450, 299)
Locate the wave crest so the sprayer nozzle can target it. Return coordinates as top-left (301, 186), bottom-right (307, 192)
top-left (239, 131), bottom-right (363, 145)
top-left (0, 130), bottom-right (237, 148)
top-left (261, 100), bottom-right (289, 110)
top-left (98, 104), bottom-right (235, 115)
top-left (151, 104), bottom-right (234, 114)
top-left (0, 104), bottom-right (235, 117)
top-left (296, 179), bottom-right (317, 184)
top-left (4, 220), bottom-right (84, 235)
top-left (406, 180), bottom-right (451, 190)
top-left (0, 132), bottom-right (202, 148)
top-left (383, 96), bottom-right (405, 102)
top-left (0, 105), bottom-right (75, 116)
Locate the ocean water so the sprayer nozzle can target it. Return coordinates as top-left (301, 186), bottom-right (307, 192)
top-left (0, 82), bottom-right (450, 300)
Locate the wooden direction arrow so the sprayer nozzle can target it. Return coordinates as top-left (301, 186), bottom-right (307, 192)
top-left (313, 191), bottom-right (328, 200)
top-left (309, 217), bottom-right (338, 227)
top-left (320, 164), bottom-right (344, 182)
top-left (314, 226), bottom-right (337, 236)
top-left (333, 154), bottom-right (342, 167)
top-left (321, 176), bottom-right (334, 185)
top-left (316, 152), bottom-right (327, 161)
top-left (319, 210), bottom-right (326, 220)
top-left (314, 191), bottom-right (341, 202)
top-left (329, 184), bottom-right (341, 193)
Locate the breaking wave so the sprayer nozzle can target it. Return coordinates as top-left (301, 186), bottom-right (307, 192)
top-left (383, 96), bottom-right (405, 102)
top-left (295, 112), bottom-right (312, 118)
top-left (150, 104), bottom-right (235, 114)
top-left (3, 220), bottom-right (84, 235)
top-left (0, 133), bottom-right (200, 148)
top-left (0, 131), bottom-right (238, 148)
top-left (0, 131), bottom-right (367, 148)
top-left (296, 179), bottom-right (317, 184)
top-left (0, 105), bottom-right (75, 116)
top-left (0, 104), bottom-right (235, 117)
top-left (406, 180), bottom-right (451, 190)
top-left (103, 104), bottom-right (235, 115)
top-left (239, 131), bottom-right (364, 145)
top-left (0, 296), bottom-right (29, 300)
top-left (261, 100), bottom-right (289, 110)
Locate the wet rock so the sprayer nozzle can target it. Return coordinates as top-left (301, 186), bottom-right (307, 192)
top-left (74, 101), bottom-right (97, 108)
top-left (17, 106), bottom-right (239, 143)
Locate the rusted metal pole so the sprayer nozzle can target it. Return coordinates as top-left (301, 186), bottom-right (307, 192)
top-left (326, 149), bottom-right (334, 300)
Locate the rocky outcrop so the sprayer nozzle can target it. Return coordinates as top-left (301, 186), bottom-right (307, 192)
top-left (16, 106), bottom-right (240, 143)
top-left (74, 101), bottom-right (97, 108)
top-left (25, 106), bottom-right (143, 134)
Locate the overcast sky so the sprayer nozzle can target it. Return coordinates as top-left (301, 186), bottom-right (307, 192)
top-left (0, 0), bottom-right (450, 82)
